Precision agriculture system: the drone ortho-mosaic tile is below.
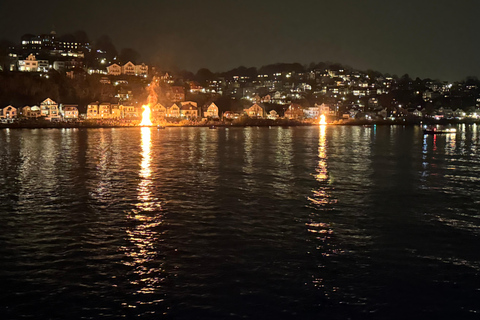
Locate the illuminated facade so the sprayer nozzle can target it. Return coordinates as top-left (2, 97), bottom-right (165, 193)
top-left (180, 103), bottom-right (198, 119)
top-left (106, 62), bottom-right (148, 76)
top-left (153, 103), bottom-right (167, 119)
top-left (284, 103), bottom-right (304, 120)
top-left (245, 103), bottom-right (265, 118)
top-left (268, 110), bottom-right (279, 120)
top-left (99, 103), bottom-right (112, 118)
top-left (61, 105), bottom-right (79, 119)
top-left (107, 63), bottom-right (122, 76)
top-left (121, 105), bottom-right (137, 118)
top-left (135, 63), bottom-right (148, 76)
top-left (122, 62), bottom-right (136, 76)
top-left (167, 104), bottom-right (181, 118)
top-left (0, 106), bottom-right (17, 119)
top-left (18, 54), bottom-right (38, 72)
top-left (204, 103), bottom-right (219, 118)
top-left (40, 98), bottom-right (61, 121)
top-left (87, 102), bottom-right (100, 119)
top-left (21, 106), bottom-right (41, 118)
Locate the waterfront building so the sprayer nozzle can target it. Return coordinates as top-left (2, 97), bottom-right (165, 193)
top-left (111, 104), bottom-right (121, 118)
top-left (20, 106), bottom-right (41, 118)
top-left (121, 105), bottom-right (137, 118)
top-left (181, 101), bottom-right (198, 108)
top-left (245, 103), bottom-right (265, 118)
top-left (303, 106), bottom-right (320, 119)
top-left (284, 103), bottom-right (304, 120)
top-left (60, 105), bottom-right (79, 120)
top-left (167, 104), bottom-right (181, 118)
top-left (87, 102), bottom-right (100, 119)
top-left (0, 105), bottom-right (17, 120)
top-left (316, 103), bottom-right (336, 116)
top-left (153, 103), bottom-right (167, 119)
top-left (204, 103), bottom-right (219, 118)
top-left (40, 98), bottom-right (61, 121)
top-left (99, 103), bottom-right (112, 119)
top-left (411, 109), bottom-right (423, 118)
top-left (268, 110), bottom-right (279, 120)
top-left (453, 108), bottom-right (466, 119)
top-left (180, 103), bottom-right (198, 119)
top-left (222, 111), bottom-right (240, 120)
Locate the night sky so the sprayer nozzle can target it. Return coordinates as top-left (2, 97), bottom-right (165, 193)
top-left (0, 0), bottom-right (478, 81)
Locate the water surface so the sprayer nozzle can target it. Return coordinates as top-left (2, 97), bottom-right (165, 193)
top-left (1, 125), bottom-right (480, 319)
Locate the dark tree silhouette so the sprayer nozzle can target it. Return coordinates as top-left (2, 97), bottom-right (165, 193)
top-left (119, 48), bottom-right (140, 64)
top-left (73, 30), bottom-right (90, 44)
top-left (94, 35), bottom-right (117, 60)
top-left (195, 68), bottom-right (215, 84)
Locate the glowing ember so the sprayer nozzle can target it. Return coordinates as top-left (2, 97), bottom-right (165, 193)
top-left (139, 105), bottom-right (152, 126)
top-left (319, 114), bottom-right (327, 125)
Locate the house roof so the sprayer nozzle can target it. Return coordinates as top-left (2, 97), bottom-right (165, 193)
top-left (181, 103), bottom-right (197, 110)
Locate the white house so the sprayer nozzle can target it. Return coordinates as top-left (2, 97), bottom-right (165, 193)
top-left (107, 63), bottom-right (122, 76)
top-left (167, 103), bottom-right (181, 118)
top-left (40, 98), bottom-right (61, 121)
top-left (135, 63), bottom-right (148, 76)
top-left (61, 105), bottom-right (79, 119)
top-left (204, 103), bottom-right (219, 118)
top-left (18, 54), bottom-right (38, 72)
top-left (122, 61), bottom-right (136, 76)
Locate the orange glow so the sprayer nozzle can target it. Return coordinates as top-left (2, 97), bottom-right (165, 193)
top-left (319, 114), bottom-right (327, 125)
top-left (139, 105), bottom-right (152, 126)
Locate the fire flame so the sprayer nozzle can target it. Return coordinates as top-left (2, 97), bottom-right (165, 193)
top-left (319, 114), bottom-right (327, 125)
top-left (139, 105), bottom-right (152, 126)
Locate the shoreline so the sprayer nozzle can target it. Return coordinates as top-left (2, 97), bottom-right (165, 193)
top-left (1, 118), bottom-right (480, 129)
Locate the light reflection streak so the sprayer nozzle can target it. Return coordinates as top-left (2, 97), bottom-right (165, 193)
top-left (138, 127), bottom-right (153, 209)
top-left (307, 126), bottom-right (339, 291)
top-left (308, 125), bottom-right (334, 210)
top-left (123, 127), bottom-right (164, 298)
top-left (445, 131), bottom-right (456, 155)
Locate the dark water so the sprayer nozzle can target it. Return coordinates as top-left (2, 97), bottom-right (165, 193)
top-left (1, 125), bottom-right (480, 319)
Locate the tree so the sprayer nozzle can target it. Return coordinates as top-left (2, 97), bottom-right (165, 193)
top-left (73, 30), bottom-right (90, 44)
top-left (94, 35), bottom-right (117, 61)
top-left (58, 33), bottom-right (75, 42)
top-left (119, 48), bottom-right (140, 64)
top-left (0, 39), bottom-right (14, 71)
top-left (195, 68), bottom-right (214, 84)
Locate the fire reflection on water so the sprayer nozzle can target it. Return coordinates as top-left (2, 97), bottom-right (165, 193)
top-left (122, 127), bottom-right (165, 302)
top-left (307, 125), bottom-right (339, 291)
top-left (308, 125), bottom-right (331, 205)
top-left (138, 127), bottom-right (154, 209)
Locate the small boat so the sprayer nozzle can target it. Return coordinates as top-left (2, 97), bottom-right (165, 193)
top-left (157, 125), bottom-right (165, 129)
top-left (423, 126), bottom-right (456, 134)
top-left (209, 125), bottom-right (217, 129)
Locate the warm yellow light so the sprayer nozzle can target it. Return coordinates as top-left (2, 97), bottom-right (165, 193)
top-left (319, 114), bottom-right (327, 125)
top-left (139, 105), bottom-right (152, 126)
